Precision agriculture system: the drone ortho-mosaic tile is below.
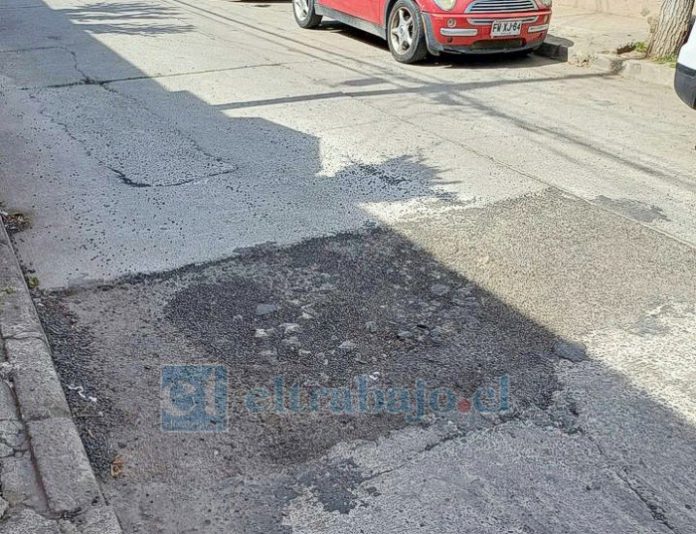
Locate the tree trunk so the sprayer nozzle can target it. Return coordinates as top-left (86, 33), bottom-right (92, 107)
top-left (648, 0), bottom-right (695, 57)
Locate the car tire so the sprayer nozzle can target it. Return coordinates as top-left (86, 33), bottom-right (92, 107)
top-left (293, 0), bottom-right (322, 29)
top-left (387, 0), bottom-right (428, 64)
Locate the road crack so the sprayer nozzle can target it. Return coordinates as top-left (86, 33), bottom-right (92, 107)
top-left (615, 468), bottom-right (680, 533)
top-left (579, 426), bottom-right (680, 533)
top-left (64, 47), bottom-right (93, 84)
top-left (32, 76), bottom-right (236, 188)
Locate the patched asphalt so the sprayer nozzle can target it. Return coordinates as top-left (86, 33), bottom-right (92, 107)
top-left (38, 192), bottom-right (696, 533)
top-left (39, 224), bottom-right (562, 531)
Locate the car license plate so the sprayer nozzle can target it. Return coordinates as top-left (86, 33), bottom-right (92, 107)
top-left (491, 20), bottom-right (522, 37)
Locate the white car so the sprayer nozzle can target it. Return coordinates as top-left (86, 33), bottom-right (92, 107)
top-left (676, 22), bottom-right (696, 108)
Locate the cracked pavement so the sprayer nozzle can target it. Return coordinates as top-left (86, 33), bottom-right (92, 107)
top-left (1, 0), bottom-right (696, 532)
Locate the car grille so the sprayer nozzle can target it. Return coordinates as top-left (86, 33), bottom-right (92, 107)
top-left (466, 0), bottom-right (538, 13)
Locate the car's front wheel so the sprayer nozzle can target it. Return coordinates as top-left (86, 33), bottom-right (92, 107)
top-left (293, 0), bottom-right (322, 29)
top-left (387, 0), bottom-right (428, 64)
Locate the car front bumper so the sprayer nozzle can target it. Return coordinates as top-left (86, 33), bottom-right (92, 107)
top-left (421, 11), bottom-right (551, 55)
top-left (675, 62), bottom-right (696, 109)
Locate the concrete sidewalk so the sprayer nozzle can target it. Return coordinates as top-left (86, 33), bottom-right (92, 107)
top-left (0, 219), bottom-right (121, 534)
top-left (549, 5), bottom-right (649, 61)
top-left (539, 5), bottom-right (676, 87)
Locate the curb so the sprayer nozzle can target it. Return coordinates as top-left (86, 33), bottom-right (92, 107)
top-left (0, 224), bottom-right (122, 532)
top-left (613, 56), bottom-right (676, 88)
top-left (536, 35), bottom-right (676, 89)
top-left (537, 35), bottom-right (572, 62)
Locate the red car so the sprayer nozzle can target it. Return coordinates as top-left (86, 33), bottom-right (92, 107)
top-left (293, 0), bottom-right (552, 63)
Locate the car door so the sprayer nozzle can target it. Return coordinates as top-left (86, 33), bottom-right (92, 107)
top-left (345, 0), bottom-right (381, 26)
top-left (317, 0), bottom-right (382, 27)
top-left (315, 0), bottom-right (343, 15)
top-left (676, 22), bottom-right (696, 108)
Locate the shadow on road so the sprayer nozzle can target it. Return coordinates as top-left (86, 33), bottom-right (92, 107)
top-left (56, 1), bottom-right (195, 35)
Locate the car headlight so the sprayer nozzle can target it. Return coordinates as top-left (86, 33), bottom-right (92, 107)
top-left (537, 0), bottom-right (552, 6)
top-left (433, 0), bottom-right (457, 11)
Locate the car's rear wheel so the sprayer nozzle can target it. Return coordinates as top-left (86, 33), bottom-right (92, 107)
top-left (294, 0), bottom-right (322, 29)
top-left (387, 0), bottom-right (428, 64)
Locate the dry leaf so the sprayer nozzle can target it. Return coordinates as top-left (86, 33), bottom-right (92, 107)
top-left (111, 455), bottom-right (125, 478)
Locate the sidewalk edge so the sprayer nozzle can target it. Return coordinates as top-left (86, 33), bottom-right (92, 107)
top-left (0, 222), bottom-right (122, 533)
top-left (536, 36), bottom-right (676, 89)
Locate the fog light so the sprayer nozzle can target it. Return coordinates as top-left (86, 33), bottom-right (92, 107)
top-left (447, 18), bottom-right (456, 28)
top-left (542, 15), bottom-right (548, 23)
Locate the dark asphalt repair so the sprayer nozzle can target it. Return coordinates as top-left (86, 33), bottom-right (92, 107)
top-left (38, 226), bottom-right (567, 532)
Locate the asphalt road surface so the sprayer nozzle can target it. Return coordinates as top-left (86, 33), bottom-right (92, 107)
top-left (1, 0), bottom-right (696, 532)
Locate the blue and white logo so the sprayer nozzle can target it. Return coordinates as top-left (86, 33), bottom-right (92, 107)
top-left (161, 365), bottom-right (228, 432)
